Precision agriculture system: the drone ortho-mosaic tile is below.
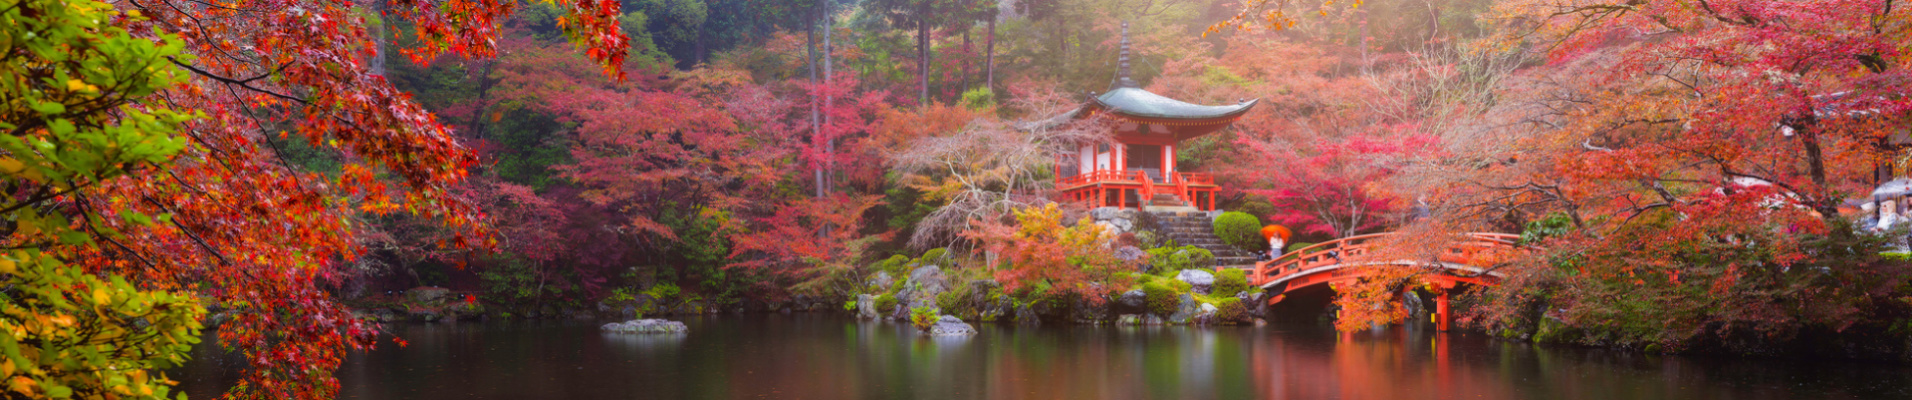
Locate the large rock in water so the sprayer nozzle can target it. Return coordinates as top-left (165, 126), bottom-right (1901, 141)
top-left (1114, 289), bottom-right (1147, 314)
top-left (1403, 291), bottom-right (1427, 321)
top-left (856, 294), bottom-right (879, 320)
top-left (1070, 295), bottom-right (1108, 324)
top-left (601, 319), bottom-right (688, 334)
top-left (1167, 294), bottom-right (1200, 324)
top-left (405, 287), bottom-right (451, 305)
top-left (1194, 303), bottom-right (1219, 325)
top-left (928, 315), bottom-right (977, 335)
top-left (890, 265), bottom-right (951, 319)
top-left (1014, 302), bottom-right (1041, 325)
top-left (1239, 292), bottom-right (1269, 320)
top-left (1175, 270), bottom-right (1215, 294)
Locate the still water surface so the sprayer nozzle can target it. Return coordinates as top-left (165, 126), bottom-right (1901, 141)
top-left (176, 314), bottom-right (1912, 399)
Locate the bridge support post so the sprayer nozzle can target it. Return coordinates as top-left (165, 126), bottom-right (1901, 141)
top-left (1435, 290), bottom-right (1451, 332)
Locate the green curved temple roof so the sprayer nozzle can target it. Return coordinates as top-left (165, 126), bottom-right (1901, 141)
top-left (1093, 88), bottom-right (1257, 120)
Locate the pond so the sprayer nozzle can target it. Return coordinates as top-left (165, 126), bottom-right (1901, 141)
top-left (175, 314), bottom-right (1912, 399)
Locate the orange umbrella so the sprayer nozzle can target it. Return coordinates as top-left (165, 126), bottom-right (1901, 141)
top-left (1260, 225), bottom-right (1291, 241)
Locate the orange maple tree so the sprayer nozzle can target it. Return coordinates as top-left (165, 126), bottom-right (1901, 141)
top-left (32, 0), bottom-right (630, 398)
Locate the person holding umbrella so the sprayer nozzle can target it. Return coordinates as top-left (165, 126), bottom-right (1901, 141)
top-left (1260, 224), bottom-right (1292, 261)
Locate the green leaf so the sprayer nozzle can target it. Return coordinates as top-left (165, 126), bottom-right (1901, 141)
top-left (29, 101), bottom-right (67, 115)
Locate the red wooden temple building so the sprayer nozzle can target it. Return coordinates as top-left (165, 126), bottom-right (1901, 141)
top-left (1043, 23), bottom-right (1257, 211)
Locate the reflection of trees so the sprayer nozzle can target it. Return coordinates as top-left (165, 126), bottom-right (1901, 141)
top-left (1249, 330), bottom-right (1517, 400)
top-left (277, 316), bottom-right (1902, 399)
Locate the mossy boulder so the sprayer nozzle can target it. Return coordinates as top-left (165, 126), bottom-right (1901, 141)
top-left (1212, 269), bottom-right (1250, 297)
top-left (1533, 316), bottom-right (1584, 344)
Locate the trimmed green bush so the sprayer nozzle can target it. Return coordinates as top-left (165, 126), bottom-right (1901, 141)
top-left (919, 248), bottom-right (949, 264)
top-left (1213, 269), bottom-right (1249, 297)
top-left (1213, 297), bottom-right (1249, 324)
top-left (873, 254), bottom-right (912, 277)
top-left (1142, 281), bottom-right (1182, 317)
top-left (875, 294), bottom-right (899, 314)
top-left (1168, 279), bottom-right (1193, 293)
top-left (1213, 211), bottom-right (1264, 251)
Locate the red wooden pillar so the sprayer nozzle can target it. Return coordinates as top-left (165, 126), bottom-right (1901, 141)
top-left (1118, 187), bottom-right (1127, 209)
top-left (1053, 153), bottom-right (1060, 181)
top-left (1435, 290), bottom-right (1451, 332)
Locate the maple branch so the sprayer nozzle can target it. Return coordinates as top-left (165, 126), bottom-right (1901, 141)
top-left (166, 56), bottom-right (306, 104)
top-left (0, 186), bottom-right (61, 217)
top-left (223, 83), bottom-right (307, 176)
top-left (137, 196), bottom-right (235, 266)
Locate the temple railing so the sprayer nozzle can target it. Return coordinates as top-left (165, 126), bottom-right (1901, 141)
top-left (1057, 171), bottom-right (1217, 188)
top-left (1178, 172), bottom-right (1214, 185)
top-left (1139, 173), bottom-right (1156, 205)
top-left (1056, 170), bottom-right (1140, 187)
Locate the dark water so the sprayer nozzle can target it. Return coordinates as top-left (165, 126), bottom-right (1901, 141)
top-left (176, 314), bottom-right (1912, 399)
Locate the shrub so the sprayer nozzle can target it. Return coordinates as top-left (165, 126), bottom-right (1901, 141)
top-left (1141, 281), bottom-right (1185, 317)
top-left (875, 294), bottom-right (899, 314)
top-left (1168, 279), bottom-right (1193, 293)
top-left (643, 282), bottom-right (681, 300)
top-left (1213, 269), bottom-right (1250, 297)
top-left (910, 306), bottom-right (941, 332)
top-left (873, 254), bottom-right (913, 277)
top-left (959, 87), bottom-right (995, 110)
top-left (919, 248), bottom-right (949, 264)
top-left (1213, 211), bottom-right (1265, 251)
top-left (1132, 230), bottom-right (1163, 248)
top-left (1213, 297), bottom-right (1249, 324)
top-left (936, 286), bottom-right (974, 317)
top-left (1147, 245), bottom-right (1216, 274)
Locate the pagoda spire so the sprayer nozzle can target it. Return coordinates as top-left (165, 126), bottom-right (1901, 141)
top-left (1111, 21), bottom-right (1137, 90)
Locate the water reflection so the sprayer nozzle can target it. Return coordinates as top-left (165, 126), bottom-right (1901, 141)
top-left (174, 315), bottom-right (1912, 400)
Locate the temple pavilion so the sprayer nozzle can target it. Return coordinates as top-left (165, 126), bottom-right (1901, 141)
top-left (1043, 23), bottom-right (1257, 211)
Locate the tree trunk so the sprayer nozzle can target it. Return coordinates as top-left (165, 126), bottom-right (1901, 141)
top-left (808, 8), bottom-right (823, 199)
top-left (696, 20), bottom-right (710, 65)
top-left (362, 0), bottom-right (387, 76)
top-left (960, 29), bottom-right (972, 93)
top-left (1799, 120), bottom-right (1840, 218)
top-left (918, 18), bottom-right (930, 106)
top-left (466, 60), bottom-right (498, 139)
top-left (822, 0), bottom-right (834, 194)
top-left (985, 16), bottom-right (996, 91)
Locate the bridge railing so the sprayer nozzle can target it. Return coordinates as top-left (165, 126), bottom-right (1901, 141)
top-left (1250, 232), bottom-right (1523, 287)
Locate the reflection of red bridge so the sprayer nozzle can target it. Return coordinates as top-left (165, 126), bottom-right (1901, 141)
top-left (1227, 232), bottom-right (1523, 331)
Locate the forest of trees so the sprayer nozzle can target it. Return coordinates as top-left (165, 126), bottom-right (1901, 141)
top-left (4, 0), bottom-right (1911, 398)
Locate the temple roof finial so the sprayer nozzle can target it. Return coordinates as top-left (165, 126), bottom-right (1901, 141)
top-left (1112, 21), bottom-right (1137, 90)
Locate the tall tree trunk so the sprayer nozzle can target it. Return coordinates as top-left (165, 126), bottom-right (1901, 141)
top-left (823, 0), bottom-right (834, 194)
top-left (696, 21), bottom-right (710, 65)
top-left (960, 29), bottom-right (972, 93)
top-left (918, 18), bottom-right (930, 106)
top-left (985, 16), bottom-right (996, 91)
top-left (466, 60), bottom-right (498, 139)
top-left (362, 0), bottom-right (387, 76)
top-left (808, 8), bottom-right (823, 199)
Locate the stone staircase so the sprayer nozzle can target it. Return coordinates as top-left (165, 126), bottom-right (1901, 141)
top-left (1149, 211), bottom-right (1260, 268)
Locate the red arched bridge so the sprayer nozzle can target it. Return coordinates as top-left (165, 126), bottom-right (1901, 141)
top-left (1220, 232), bottom-right (1524, 331)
